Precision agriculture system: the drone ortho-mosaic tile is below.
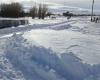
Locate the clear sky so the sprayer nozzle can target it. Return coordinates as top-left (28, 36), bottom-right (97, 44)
top-left (0, 0), bottom-right (100, 10)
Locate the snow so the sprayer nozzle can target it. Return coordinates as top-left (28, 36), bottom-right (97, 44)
top-left (22, 17), bottom-right (100, 65)
top-left (0, 17), bottom-right (100, 80)
top-left (0, 18), bottom-right (28, 21)
top-left (23, 29), bottom-right (100, 65)
top-left (28, 17), bottom-right (68, 25)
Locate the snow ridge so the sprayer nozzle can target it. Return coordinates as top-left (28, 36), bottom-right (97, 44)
top-left (0, 33), bottom-right (99, 80)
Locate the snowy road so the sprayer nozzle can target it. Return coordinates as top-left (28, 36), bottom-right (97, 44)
top-left (0, 19), bottom-right (76, 36)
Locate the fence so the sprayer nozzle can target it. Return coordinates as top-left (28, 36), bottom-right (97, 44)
top-left (0, 18), bottom-right (29, 29)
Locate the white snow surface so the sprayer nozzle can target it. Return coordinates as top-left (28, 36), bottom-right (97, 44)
top-left (0, 17), bottom-right (100, 80)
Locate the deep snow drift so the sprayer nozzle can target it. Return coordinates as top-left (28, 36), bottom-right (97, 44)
top-left (0, 17), bottom-right (100, 80)
top-left (1, 33), bottom-right (100, 80)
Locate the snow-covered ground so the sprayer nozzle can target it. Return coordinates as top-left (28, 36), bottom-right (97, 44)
top-left (0, 17), bottom-right (100, 80)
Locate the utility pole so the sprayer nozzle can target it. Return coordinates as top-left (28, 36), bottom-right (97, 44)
top-left (91, 0), bottom-right (95, 21)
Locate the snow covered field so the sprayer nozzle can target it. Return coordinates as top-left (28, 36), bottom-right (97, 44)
top-left (0, 17), bottom-right (100, 80)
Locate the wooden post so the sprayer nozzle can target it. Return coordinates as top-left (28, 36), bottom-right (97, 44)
top-left (91, 0), bottom-right (95, 22)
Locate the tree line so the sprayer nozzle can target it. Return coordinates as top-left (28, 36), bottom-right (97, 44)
top-left (0, 2), bottom-right (48, 19)
top-left (63, 11), bottom-right (98, 17)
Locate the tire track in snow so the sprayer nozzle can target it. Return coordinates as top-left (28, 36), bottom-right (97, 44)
top-left (0, 20), bottom-right (77, 37)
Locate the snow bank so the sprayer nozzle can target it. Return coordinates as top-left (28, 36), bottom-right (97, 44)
top-left (0, 19), bottom-right (73, 36)
top-left (0, 17), bottom-right (100, 80)
top-left (0, 33), bottom-right (100, 80)
top-left (28, 17), bottom-right (68, 25)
